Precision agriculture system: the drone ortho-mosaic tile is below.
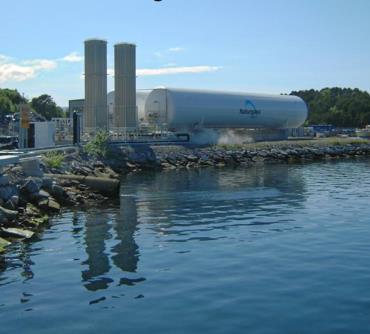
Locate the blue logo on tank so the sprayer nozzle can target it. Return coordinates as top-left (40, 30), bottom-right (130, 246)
top-left (240, 100), bottom-right (261, 117)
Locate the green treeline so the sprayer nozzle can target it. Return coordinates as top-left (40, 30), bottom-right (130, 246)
top-left (0, 88), bottom-right (64, 121)
top-left (0, 89), bottom-right (27, 116)
top-left (291, 88), bottom-right (370, 127)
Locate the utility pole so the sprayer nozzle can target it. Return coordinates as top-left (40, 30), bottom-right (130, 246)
top-left (19, 104), bottom-right (30, 149)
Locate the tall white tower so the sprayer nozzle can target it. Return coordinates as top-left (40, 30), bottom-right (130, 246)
top-left (84, 39), bottom-right (108, 133)
top-left (114, 43), bottom-right (137, 131)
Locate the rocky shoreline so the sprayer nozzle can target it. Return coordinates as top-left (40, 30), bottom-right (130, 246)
top-left (1, 137), bottom-right (370, 253)
top-left (0, 150), bottom-right (120, 252)
top-left (114, 138), bottom-right (370, 172)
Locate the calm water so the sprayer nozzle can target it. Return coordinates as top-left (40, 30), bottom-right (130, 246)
top-left (1, 160), bottom-right (370, 333)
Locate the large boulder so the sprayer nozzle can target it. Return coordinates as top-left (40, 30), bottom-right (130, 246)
top-left (20, 158), bottom-right (43, 177)
top-left (1, 227), bottom-right (34, 239)
top-left (37, 197), bottom-right (61, 213)
top-left (0, 205), bottom-right (18, 223)
top-left (42, 177), bottom-right (54, 191)
top-left (0, 185), bottom-right (18, 202)
top-left (49, 184), bottom-right (66, 200)
top-left (0, 175), bottom-right (10, 186)
top-left (20, 178), bottom-right (43, 194)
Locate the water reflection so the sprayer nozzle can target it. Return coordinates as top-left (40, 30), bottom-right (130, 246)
top-left (121, 165), bottom-right (307, 240)
top-left (111, 195), bottom-right (140, 273)
top-left (81, 196), bottom-right (142, 292)
top-left (0, 165), bottom-right (308, 296)
top-left (82, 211), bottom-right (112, 291)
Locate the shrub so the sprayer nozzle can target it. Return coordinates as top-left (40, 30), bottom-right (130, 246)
top-left (43, 151), bottom-right (64, 169)
top-left (84, 131), bottom-right (110, 157)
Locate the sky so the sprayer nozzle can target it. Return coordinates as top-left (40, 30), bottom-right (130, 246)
top-left (0, 0), bottom-right (369, 106)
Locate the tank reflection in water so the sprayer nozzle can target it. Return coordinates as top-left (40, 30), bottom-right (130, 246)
top-left (1, 161), bottom-right (370, 333)
top-left (124, 165), bottom-right (307, 242)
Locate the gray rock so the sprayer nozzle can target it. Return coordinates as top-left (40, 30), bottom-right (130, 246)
top-left (3, 199), bottom-right (16, 211)
top-left (10, 166), bottom-right (23, 174)
top-left (93, 161), bottom-right (105, 168)
top-left (10, 195), bottom-right (19, 207)
top-left (161, 162), bottom-right (176, 169)
top-left (37, 198), bottom-right (49, 209)
top-left (37, 198), bottom-right (60, 212)
top-left (50, 184), bottom-right (65, 198)
top-left (1, 227), bottom-right (34, 239)
top-left (42, 177), bottom-right (54, 190)
top-left (20, 159), bottom-right (44, 177)
top-left (186, 155), bottom-right (198, 162)
top-left (0, 175), bottom-right (10, 186)
top-left (21, 178), bottom-right (42, 194)
top-left (0, 185), bottom-right (18, 201)
top-left (47, 199), bottom-right (61, 212)
top-left (27, 189), bottom-right (51, 203)
top-left (38, 190), bottom-right (51, 199)
top-left (126, 162), bottom-right (137, 169)
top-left (0, 205), bottom-right (18, 222)
top-left (72, 165), bottom-right (91, 176)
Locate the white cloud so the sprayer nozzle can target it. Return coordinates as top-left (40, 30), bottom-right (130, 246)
top-left (0, 63), bottom-right (35, 82)
top-left (168, 47), bottom-right (185, 52)
top-left (22, 59), bottom-right (57, 70)
top-left (136, 65), bottom-right (221, 76)
top-left (0, 57), bottom-right (57, 83)
top-left (61, 52), bottom-right (83, 63)
top-left (154, 51), bottom-right (163, 58)
top-left (0, 54), bottom-right (12, 64)
top-left (106, 66), bottom-right (221, 77)
top-left (89, 65), bottom-right (221, 80)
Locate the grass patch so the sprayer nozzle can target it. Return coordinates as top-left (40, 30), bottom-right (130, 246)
top-left (348, 139), bottom-right (370, 145)
top-left (43, 151), bottom-right (64, 169)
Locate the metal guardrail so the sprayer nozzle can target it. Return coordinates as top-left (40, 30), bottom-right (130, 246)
top-left (0, 144), bottom-right (78, 169)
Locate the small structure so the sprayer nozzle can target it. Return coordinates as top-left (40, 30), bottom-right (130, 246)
top-left (28, 122), bottom-right (56, 148)
top-left (52, 117), bottom-right (72, 143)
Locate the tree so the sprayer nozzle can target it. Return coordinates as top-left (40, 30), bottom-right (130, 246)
top-left (290, 88), bottom-right (370, 128)
top-left (0, 88), bottom-right (27, 118)
top-left (0, 95), bottom-right (14, 118)
top-left (1, 89), bottom-right (27, 105)
top-left (30, 94), bottom-right (64, 120)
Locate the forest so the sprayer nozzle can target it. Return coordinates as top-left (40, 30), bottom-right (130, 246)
top-left (0, 88), bottom-right (64, 123)
top-left (291, 87), bottom-right (370, 127)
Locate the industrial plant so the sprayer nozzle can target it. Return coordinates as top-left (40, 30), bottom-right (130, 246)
top-left (72, 38), bottom-right (308, 144)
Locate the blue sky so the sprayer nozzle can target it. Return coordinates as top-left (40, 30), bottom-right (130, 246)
top-left (0, 0), bottom-right (369, 106)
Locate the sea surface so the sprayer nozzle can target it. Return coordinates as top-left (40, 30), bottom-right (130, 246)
top-left (1, 160), bottom-right (370, 333)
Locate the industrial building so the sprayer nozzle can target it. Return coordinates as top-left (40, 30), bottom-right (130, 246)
top-left (78, 38), bottom-right (308, 143)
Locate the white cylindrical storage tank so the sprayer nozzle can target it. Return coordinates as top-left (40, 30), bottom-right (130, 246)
top-left (136, 90), bottom-right (152, 124)
top-left (114, 43), bottom-right (137, 132)
top-left (144, 88), bottom-right (307, 130)
top-left (84, 39), bottom-right (108, 133)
